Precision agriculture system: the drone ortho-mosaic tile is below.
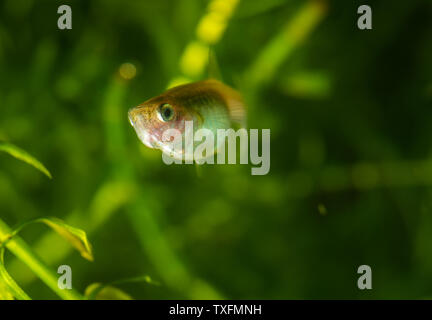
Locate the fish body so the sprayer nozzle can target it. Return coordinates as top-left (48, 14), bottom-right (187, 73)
top-left (128, 79), bottom-right (245, 160)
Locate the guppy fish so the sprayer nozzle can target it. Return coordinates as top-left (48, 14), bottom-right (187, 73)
top-left (128, 79), bottom-right (246, 160)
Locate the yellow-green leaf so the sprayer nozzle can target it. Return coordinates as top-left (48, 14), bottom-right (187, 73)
top-left (0, 278), bottom-right (15, 300)
top-left (112, 275), bottom-right (161, 287)
top-left (38, 218), bottom-right (94, 261)
top-left (85, 283), bottom-right (133, 300)
top-left (0, 248), bottom-right (31, 300)
top-left (0, 142), bottom-right (52, 179)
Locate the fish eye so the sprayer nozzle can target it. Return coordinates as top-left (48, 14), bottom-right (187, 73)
top-left (158, 103), bottom-right (175, 122)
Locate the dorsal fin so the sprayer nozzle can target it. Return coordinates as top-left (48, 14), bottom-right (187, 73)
top-left (202, 79), bottom-right (246, 127)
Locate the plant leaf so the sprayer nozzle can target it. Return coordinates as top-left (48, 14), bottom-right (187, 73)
top-left (84, 275), bottom-right (159, 300)
top-left (0, 278), bottom-right (15, 300)
top-left (0, 141), bottom-right (52, 179)
top-left (111, 275), bottom-right (161, 287)
top-left (38, 218), bottom-right (94, 261)
top-left (85, 283), bottom-right (133, 300)
top-left (9, 217), bottom-right (94, 262)
top-left (0, 247), bottom-right (31, 300)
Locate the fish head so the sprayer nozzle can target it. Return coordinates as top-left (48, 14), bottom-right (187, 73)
top-left (128, 96), bottom-right (198, 151)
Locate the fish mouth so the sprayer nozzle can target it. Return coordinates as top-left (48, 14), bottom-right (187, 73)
top-left (128, 109), bottom-right (135, 127)
top-left (128, 108), bottom-right (158, 149)
top-left (128, 108), bottom-right (140, 128)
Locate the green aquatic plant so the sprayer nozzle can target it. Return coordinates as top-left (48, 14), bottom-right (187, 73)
top-left (0, 217), bottom-right (88, 300)
top-left (0, 0), bottom-right (329, 300)
top-left (0, 142), bottom-right (88, 299)
top-left (85, 275), bottom-right (160, 300)
top-left (0, 141), bottom-right (52, 179)
top-left (1, 0), bottom-right (431, 299)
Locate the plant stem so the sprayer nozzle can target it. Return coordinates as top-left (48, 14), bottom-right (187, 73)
top-left (246, 0), bottom-right (327, 88)
top-left (0, 218), bottom-right (85, 300)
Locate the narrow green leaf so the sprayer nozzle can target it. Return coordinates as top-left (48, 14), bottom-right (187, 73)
top-left (85, 283), bottom-right (133, 300)
top-left (0, 247), bottom-right (31, 300)
top-left (0, 218), bottom-right (85, 300)
top-left (85, 275), bottom-right (159, 300)
top-left (245, 0), bottom-right (327, 87)
top-left (38, 218), bottom-right (94, 261)
top-left (0, 278), bottom-right (15, 300)
top-left (13, 217), bottom-right (94, 262)
top-left (111, 275), bottom-right (161, 287)
top-left (0, 141), bottom-right (52, 179)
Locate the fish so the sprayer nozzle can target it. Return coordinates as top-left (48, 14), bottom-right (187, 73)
top-left (128, 79), bottom-right (246, 160)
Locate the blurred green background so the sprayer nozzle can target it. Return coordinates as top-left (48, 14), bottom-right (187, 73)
top-left (0, 0), bottom-right (432, 299)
